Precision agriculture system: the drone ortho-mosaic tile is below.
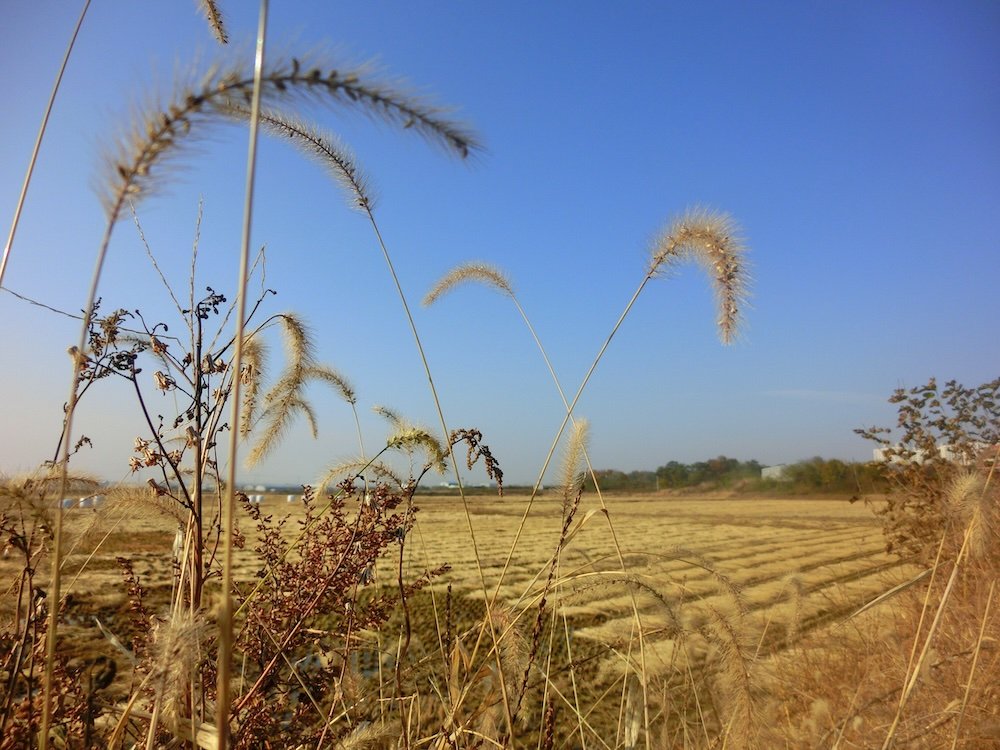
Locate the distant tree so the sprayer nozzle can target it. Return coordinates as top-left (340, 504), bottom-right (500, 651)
top-left (656, 461), bottom-right (689, 488)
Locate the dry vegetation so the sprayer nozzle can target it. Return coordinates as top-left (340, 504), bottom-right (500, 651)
top-left (2, 4), bottom-right (998, 749)
top-left (3, 484), bottom-right (997, 748)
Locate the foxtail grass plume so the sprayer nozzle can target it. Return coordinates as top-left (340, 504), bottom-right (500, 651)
top-left (423, 262), bottom-right (514, 306)
top-left (558, 418), bottom-right (589, 509)
top-left (229, 107), bottom-right (376, 212)
top-left (374, 404), bottom-right (447, 473)
top-left (244, 313), bottom-right (315, 463)
top-left (148, 610), bottom-right (210, 727)
top-left (304, 364), bottom-right (356, 405)
top-left (946, 470), bottom-right (997, 560)
top-left (239, 334), bottom-right (269, 437)
top-left (373, 404), bottom-right (404, 427)
top-left (649, 208), bottom-right (749, 344)
top-left (100, 53), bottom-right (480, 221)
top-left (487, 604), bottom-right (530, 708)
top-left (705, 605), bottom-right (759, 749)
top-left (245, 314), bottom-right (353, 467)
top-left (197, 0), bottom-right (229, 45)
top-left (316, 458), bottom-right (405, 493)
top-left (387, 426), bottom-right (448, 475)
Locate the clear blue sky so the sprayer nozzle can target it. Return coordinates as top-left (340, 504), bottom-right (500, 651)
top-left (2, 2), bottom-right (997, 487)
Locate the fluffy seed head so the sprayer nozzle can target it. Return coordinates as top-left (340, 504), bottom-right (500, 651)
top-left (423, 262), bottom-right (515, 306)
top-left (649, 208), bottom-right (749, 344)
top-left (305, 364), bottom-right (356, 405)
top-left (100, 53), bottom-right (480, 221)
top-left (196, 0), bottom-right (229, 44)
top-left (945, 470), bottom-right (997, 559)
top-left (559, 419), bottom-right (589, 507)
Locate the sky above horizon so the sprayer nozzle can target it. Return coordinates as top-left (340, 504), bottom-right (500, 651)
top-left (1, 2), bottom-right (997, 487)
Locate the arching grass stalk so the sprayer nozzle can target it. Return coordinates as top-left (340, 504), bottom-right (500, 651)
top-left (217, 4), bottom-right (268, 745)
top-left (362, 219), bottom-right (517, 742)
top-left (425, 262), bottom-right (662, 737)
top-left (0, 0), bottom-right (91, 289)
top-left (37, 26), bottom-right (481, 748)
top-left (233, 110), bottom-right (515, 737)
top-left (27, 11), bottom-right (94, 743)
top-left (426, 210), bottom-right (748, 748)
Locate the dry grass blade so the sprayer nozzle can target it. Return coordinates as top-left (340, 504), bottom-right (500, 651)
top-left (423, 262), bottom-right (514, 306)
top-left (848, 568), bottom-right (932, 621)
top-left (649, 207), bottom-right (749, 344)
top-left (197, 0), bottom-right (229, 44)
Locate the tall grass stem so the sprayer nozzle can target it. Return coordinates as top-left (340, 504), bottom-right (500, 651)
top-left (216, 2), bottom-right (268, 746)
top-left (361, 215), bottom-right (516, 737)
top-left (0, 0), bottom-right (91, 289)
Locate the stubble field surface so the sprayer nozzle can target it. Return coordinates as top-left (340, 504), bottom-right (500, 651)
top-left (6, 491), bottom-right (911, 680)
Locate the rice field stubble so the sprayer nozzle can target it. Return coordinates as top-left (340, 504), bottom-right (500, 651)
top-left (1, 489), bottom-right (914, 745)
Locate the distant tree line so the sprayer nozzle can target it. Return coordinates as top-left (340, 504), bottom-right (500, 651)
top-left (580, 455), bottom-right (887, 494)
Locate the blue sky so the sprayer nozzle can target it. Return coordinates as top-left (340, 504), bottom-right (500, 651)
top-left (1, 2), bottom-right (997, 487)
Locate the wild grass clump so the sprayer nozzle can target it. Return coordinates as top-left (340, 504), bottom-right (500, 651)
top-left (766, 404), bottom-right (1000, 748)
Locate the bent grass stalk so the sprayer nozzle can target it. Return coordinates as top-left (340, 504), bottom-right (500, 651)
top-left (881, 511), bottom-right (983, 750)
top-left (423, 210), bottom-right (748, 746)
top-left (38, 21), bottom-right (482, 747)
top-left (234, 109), bottom-right (516, 737)
top-left (362, 211), bottom-right (517, 741)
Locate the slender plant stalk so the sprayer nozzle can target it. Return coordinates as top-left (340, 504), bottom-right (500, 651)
top-left (20, 9), bottom-right (94, 739)
top-left (881, 517), bottom-right (977, 750)
top-left (364, 219), bottom-right (516, 740)
top-left (426, 267), bottom-right (660, 739)
top-left (1, 0), bottom-right (91, 290)
top-left (950, 578), bottom-right (995, 749)
top-left (217, 3), bottom-right (268, 747)
top-left (41, 214), bottom-right (117, 750)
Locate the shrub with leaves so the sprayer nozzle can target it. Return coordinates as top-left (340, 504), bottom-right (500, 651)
top-left (856, 376), bottom-right (1000, 556)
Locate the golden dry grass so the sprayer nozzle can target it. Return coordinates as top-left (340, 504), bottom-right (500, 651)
top-left (7, 484), bottom-right (998, 748)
